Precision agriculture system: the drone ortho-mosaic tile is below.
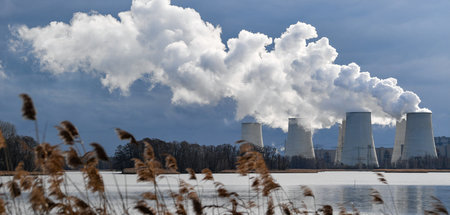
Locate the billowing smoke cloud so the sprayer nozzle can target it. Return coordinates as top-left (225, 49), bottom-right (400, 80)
top-left (10, 0), bottom-right (428, 131)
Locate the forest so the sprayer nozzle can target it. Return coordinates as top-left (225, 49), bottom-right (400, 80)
top-left (2, 119), bottom-right (450, 172)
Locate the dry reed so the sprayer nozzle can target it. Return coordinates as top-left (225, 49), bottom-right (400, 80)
top-left (0, 129), bottom-right (5, 149)
top-left (55, 125), bottom-right (74, 145)
top-left (115, 128), bottom-right (137, 145)
top-left (91, 142), bottom-right (109, 161)
top-left (186, 168), bottom-right (196, 180)
top-left (370, 188), bottom-right (384, 204)
top-left (165, 155), bottom-right (177, 172)
top-left (0, 198), bottom-right (5, 214)
top-left (60, 120), bottom-right (79, 138)
top-left (66, 147), bottom-right (83, 168)
top-left (428, 196), bottom-right (449, 215)
top-left (19, 93), bottom-right (36, 120)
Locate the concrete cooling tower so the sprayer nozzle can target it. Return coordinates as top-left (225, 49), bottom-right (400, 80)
top-left (401, 112), bottom-right (437, 160)
top-left (340, 112), bottom-right (379, 167)
top-left (241, 122), bottom-right (264, 147)
top-left (391, 119), bottom-right (406, 164)
top-left (285, 118), bottom-right (315, 159)
top-left (334, 119), bottom-right (345, 164)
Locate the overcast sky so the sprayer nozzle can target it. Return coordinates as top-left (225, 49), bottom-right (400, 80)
top-left (1, 0), bottom-right (449, 155)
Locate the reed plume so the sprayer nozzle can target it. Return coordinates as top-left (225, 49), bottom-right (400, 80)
top-left (175, 203), bottom-right (187, 215)
top-left (19, 93), bottom-right (36, 120)
top-left (141, 192), bottom-right (157, 200)
top-left (90, 142), bottom-right (109, 161)
top-left (370, 189), bottom-right (384, 204)
top-left (0, 129), bottom-right (5, 149)
top-left (68, 196), bottom-right (95, 214)
top-left (251, 177), bottom-right (260, 192)
top-left (338, 205), bottom-right (351, 215)
top-left (188, 192), bottom-right (203, 215)
top-left (201, 168), bottom-right (213, 181)
top-left (301, 185), bottom-right (314, 198)
top-left (135, 200), bottom-right (156, 215)
top-left (266, 196), bottom-right (274, 215)
top-left (321, 205), bottom-right (333, 215)
top-left (12, 162), bottom-right (27, 181)
top-left (19, 93), bottom-right (40, 144)
top-left (186, 168), bottom-right (197, 180)
top-left (430, 196), bottom-right (449, 215)
top-left (7, 181), bottom-right (21, 198)
top-left (179, 179), bottom-right (190, 195)
top-left (34, 143), bottom-right (65, 174)
top-left (48, 176), bottom-right (65, 200)
top-left (133, 157), bottom-right (163, 183)
top-left (115, 128), bottom-right (137, 144)
top-left (214, 182), bottom-right (231, 198)
top-left (13, 162), bottom-right (33, 191)
top-left (30, 178), bottom-right (48, 213)
top-left (60, 120), bottom-right (79, 138)
top-left (165, 155), bottom-right (178, 172)
top-left (376, 172), bottom-right (388, 184)
top-left (66, 147), bottom-right (83, 168)
top-left (83, 158), bottom-right (105, 193)
top-left (55, 125), bottom-right (74, 145)
top-left (144, 142), bottom-right (155, 161)
top-left (0, 198), bottom-right (5, 214)
top-left (238, 142), bottom-right (253, 154)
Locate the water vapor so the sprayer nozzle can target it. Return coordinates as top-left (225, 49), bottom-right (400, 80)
top-left (10, 0), bottom-right (428, 131)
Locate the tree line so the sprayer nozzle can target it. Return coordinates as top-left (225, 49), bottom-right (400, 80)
top-left (2, 119), bottom-right (450, 172)
top-left (112, 138), bottom-right (289, 172)
top-left (0, 121), bottom-right (37, 171)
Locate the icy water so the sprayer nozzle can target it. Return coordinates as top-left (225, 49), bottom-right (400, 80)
top-left (285, 184), bottom-right (450, 215)
top-left (1, 171), bottom-right (449, 214)
top-left (111, 171), bottom-right (450, 214)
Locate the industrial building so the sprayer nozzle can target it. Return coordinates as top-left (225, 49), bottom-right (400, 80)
top-left (391, 119), bottom-right (406, 164)
top-left (401, 112), bottom-right (437, 160)
top-left (284, 118), bottom-right (315, 159)
top-left (241, 122), bottom-right (264, 147)
top-left (240, 111), bottom-right (443, 168)
top-left (338, 112), bottom-right (379, 167)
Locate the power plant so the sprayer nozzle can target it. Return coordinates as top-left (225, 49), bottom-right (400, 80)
top-left (401, 112), bottom-right (437, 160)
top-left (284, 118), bottom-right (315, 159)
top-left (239, 111), bottom-right (439, 168)
top-left (339, 112), bottom-right (379, 167)
top-left (241, 122), bottom-right (264, 147)
top-left (334, 119), bottom-right (345, 164)
top-left (391, 119), bottom-right (406, 164)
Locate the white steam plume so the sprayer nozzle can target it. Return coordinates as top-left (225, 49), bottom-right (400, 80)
top-left (11, 0), bottom-right (428, 131)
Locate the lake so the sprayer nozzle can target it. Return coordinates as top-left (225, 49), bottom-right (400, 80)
top-left (1, 171), bottom-right (449, 214)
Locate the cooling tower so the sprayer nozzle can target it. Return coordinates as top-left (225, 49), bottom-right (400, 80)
top-left (340, 112), bottom-right (379, 167)
top-left (285, 118), bottom-right (315, 159)
top-left (241, 122), bottom-right (264, 147)
top-left (401, 112), bottom-right (437, 160)
top-left (334, 119), bottom-right (345, 164)
top-left (391, 119), bottom-right (406, 164)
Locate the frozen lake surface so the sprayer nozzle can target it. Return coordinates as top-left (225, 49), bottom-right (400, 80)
top-left (1, 171), bottom-right (449, 214)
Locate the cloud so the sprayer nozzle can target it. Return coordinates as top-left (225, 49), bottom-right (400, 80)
top-left (11, 0), bottom-right (428, 131)
top-left (0, 60), bottom-right (7, 79)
